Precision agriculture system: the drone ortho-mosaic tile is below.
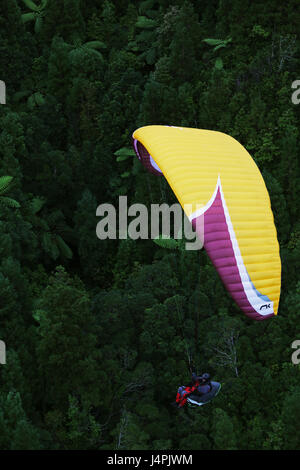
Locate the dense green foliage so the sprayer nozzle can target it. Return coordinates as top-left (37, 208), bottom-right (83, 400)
top-left (0, 0), bottom-right (299, 450)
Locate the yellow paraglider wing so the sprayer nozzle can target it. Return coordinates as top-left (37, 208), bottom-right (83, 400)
top-left (133, 125), bottom-right (281, 320)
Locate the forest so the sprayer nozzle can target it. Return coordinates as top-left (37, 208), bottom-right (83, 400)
top-left (0, 0), bottom-right (299, 451)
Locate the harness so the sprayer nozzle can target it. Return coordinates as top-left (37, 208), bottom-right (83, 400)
top-left (175, 381), bottom-right (200, 408)
top-left (176, 380), bottom-right (212, 407)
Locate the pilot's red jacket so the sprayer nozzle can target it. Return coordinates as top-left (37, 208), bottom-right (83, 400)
top-left (175, 380), bottom-right (200, 408)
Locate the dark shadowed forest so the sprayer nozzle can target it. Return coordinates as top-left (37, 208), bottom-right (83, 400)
top-left (0, 0), bottom-right (299, 450)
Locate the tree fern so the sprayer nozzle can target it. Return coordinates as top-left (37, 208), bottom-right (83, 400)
top-left (0, 177), bottom-right (20, 210)
top-left (28, 197), bottom-right (45, 215)
top-left (0, 176), bottom-right (13, 195)
top-left (0, 197), bottom-right (20, 209)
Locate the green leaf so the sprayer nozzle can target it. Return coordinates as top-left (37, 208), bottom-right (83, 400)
top-left (29, 197), bottom-right (45, 215)
top-left (128, 41), bottom-right (139, 52)
top-left (84, 41), bottom-right (107, 50)
top-left (69, 47), bottom-right (104, 64)
top-left (0, 176), bottom-right (13, 195)
top-left (203, 37), bottom-right (232, 50)
top-left (202, 38), bottom-right (225, 46)
top-left (33, 92), bottom-right (45, 105)
top-left (0, 197), bottom-right (20, 209)
top-left (22, 0), bottom-right (39, 12)
top-left (121, 171), bottom-right (130, 178)
top-left (213, 44), bottom-right (227, 52)
top-left (136, 16), bottom-right (157, 29)
top-left (215, 57), bottom-right (223, 70)
top-left (21, 12), bottom-right (36, 23)
top-left (116, 155), bottom-right (130, 162)
top-left (26, 92), bottom-right (45, 107)
top-left (34, 15), bottom-right (43, 34)
top-left (84, 48), bottom-right (104, 61)
top-left (33, 309), bottom-right (44, 323)
top-left (114, 147), bottom-right (136, 157)
top-left (27, 95), bottom-right (36, 109)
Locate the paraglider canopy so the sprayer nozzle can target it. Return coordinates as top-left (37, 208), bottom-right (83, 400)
top-left (132, 125), bottom-right (281, 321)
